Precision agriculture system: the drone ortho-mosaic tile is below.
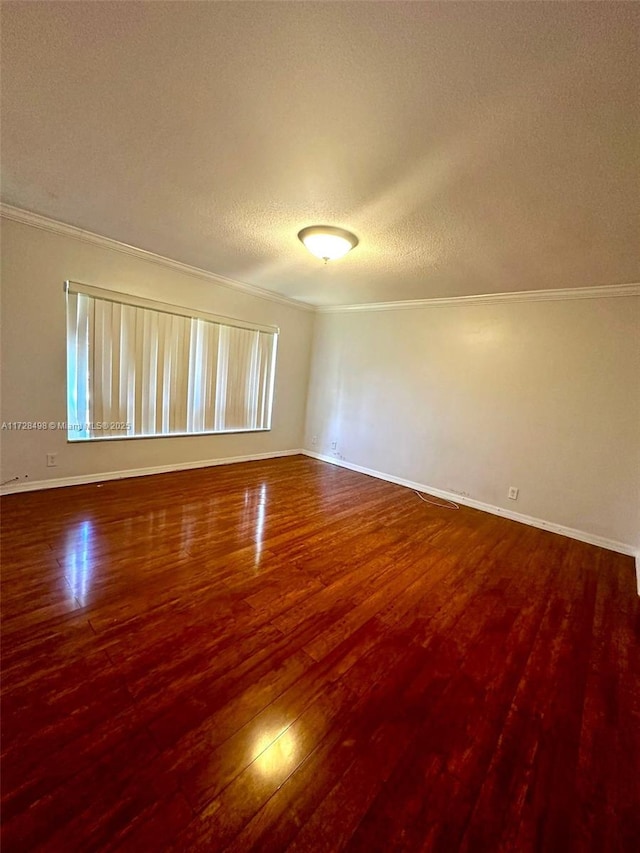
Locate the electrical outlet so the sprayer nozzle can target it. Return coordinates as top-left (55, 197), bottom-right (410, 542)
top-left (311, 435), bottom-right (318, 446)
top-left (46, 453), bottom-right (57, 468)
top-left (330, 440), bottom-right (337, 450)
top-left (508, 486), bottom-right (519, 500)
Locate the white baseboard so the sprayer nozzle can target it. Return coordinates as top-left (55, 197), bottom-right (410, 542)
top-left (0, 449), bottom-right (303, 496)
top-left (302, 450), bottom-right (637, 558)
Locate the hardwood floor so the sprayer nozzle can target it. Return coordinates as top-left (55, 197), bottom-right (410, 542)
top-left (1, 455), bottom-right (638, 851)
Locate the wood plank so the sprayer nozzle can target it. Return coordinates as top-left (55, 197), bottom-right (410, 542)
top-left (0, 455), bottom-right (637, 852)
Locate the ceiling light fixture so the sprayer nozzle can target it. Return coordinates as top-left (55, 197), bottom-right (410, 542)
top-left (297, 225), bottom-right (359, 263)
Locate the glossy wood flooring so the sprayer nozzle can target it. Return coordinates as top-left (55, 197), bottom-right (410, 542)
top-left (1, 455), bottom-right (638, 852)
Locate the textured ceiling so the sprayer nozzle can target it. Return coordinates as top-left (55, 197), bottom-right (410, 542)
top-left (1, 1), bottom-right (638, 306)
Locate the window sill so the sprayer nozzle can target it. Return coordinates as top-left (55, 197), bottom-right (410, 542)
top-left (67, 427), bottom-right (272, 444)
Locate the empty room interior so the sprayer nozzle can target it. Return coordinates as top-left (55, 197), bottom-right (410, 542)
top-left (1, 2), bottom-right (639, 851)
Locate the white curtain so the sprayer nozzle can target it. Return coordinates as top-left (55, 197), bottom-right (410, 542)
top-left (66, 291), bottom-right (276, 439)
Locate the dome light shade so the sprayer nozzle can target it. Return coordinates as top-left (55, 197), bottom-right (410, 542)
top-left (297, 225), bottom-right (359, 261)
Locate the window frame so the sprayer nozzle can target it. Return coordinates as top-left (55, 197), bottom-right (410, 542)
top-left (64, 280), bottom-right (279, 443)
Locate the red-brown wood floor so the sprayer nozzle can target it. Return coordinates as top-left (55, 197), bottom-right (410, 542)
top-left (1, 455), bottom-right (638, 851)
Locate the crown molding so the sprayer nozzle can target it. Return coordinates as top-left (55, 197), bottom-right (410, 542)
top-left (316, 282), bottom-right (640, 313)
top-left (0, 204), bottom-right (314, 313)
top-left (3, 204), bottom-right (638, 313)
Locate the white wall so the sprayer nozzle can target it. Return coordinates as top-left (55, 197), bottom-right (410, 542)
top-left (304, 297), bottom-right (640, 551)
top-left (0, 217), bottom-right (313, 487)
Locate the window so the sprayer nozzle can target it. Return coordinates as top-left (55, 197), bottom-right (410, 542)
top-left (65, 281), bottom-right (278, 441)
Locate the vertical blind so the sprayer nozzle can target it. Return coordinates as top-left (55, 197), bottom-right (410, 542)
top-left (66, 283), bottom-right (278, 440)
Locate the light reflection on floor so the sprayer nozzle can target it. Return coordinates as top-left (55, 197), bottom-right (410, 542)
top-left (251, 724), bottom-right (298, 777)
top-left (243, 482), bottom-right (268, 569)
top-left (64, 519), bottom-right (94, 605)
